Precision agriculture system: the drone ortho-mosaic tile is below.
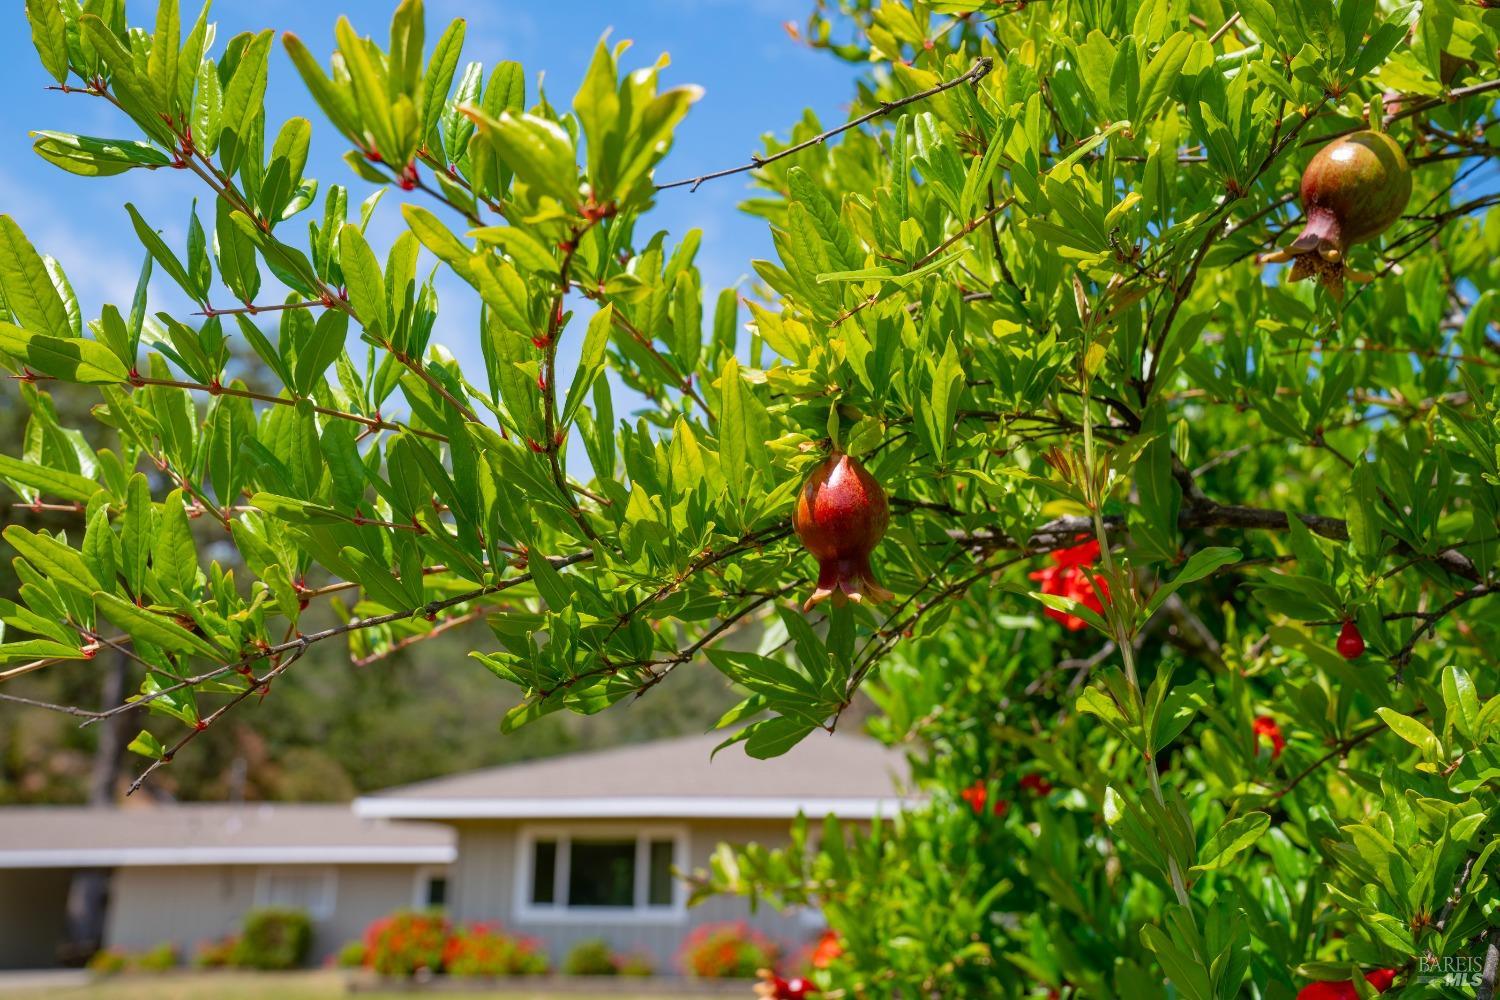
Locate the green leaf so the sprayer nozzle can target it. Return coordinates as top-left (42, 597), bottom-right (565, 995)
top-left (95, 591), bottom-right (224, 660)
top-left (465, 107), bottom-right (580, 208)
top-left (1441, 664), bottom-right (1481, 743)
top-left (127, 730), bottom-right (166, 760)
top-left (82, 507), bottom-right (117, 596)
top-left (293, 308), bottom-right (350, 396)
top-left (1376, 707), bottom-right (1443, 760)
top-left (0, 215), bottom-right (70, 336)
top-left (125, 203), bottom-right (202, 304)
top-left (1137, 31), bottom-right (1194, 123)
top-left (155, 490), bottom-right (199, 598)
top-left (2, 525), bottom-right (100, 594)
top-left (0, 323), bottom-right (128, 384)
top-left (221, 29), bottom-right (274, 151)
top-left (147, 0), bottom-right (181, 119)
top-left (561, 305), bottom-right (611, 429)
top-left (0, 453), bottom-right (99, 503)
top-left (1144, 547), bottom-right (1242, 618)
top-left (339, 223), bottom-right (388, 337)
top-left (716, 356), bottom-right (769, 507)
top-left (282, 32), bottom-right (360, 142)
top-left (25, 0), bottom-right (70, 86)
top-left (1190, 812), bottom-right (1271, 873)
top-left (215, 196), bottom-right (261, 303)
top-left (31, 131), bottom-right (172, 177)
top-left (121, 473), bottom-right (152, 598)
top-left (743, 716), bottom-right (819, 760)
top-left (422, 18), bottom-right (467, 143)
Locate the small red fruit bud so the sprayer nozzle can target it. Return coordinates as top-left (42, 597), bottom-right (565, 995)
top-left (1336, 619), bottom-right (1365, 660)
top-left (792, 452), bottom-right (892, 611)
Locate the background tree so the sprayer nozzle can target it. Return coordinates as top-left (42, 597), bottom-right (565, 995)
top-left (1, 0), bottom-right (1498, 995)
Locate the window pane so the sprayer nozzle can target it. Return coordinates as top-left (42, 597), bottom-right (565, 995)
top-left (531, 840), bottom-right (557, 905)
top-left (425, 876), bottom-right (448, 908)
top-left (567, 839), bottom-right (636, 908)
top-left (647, 839), bottom-right (675, 907)
top-left (262, 870), bottom-right (331, 915)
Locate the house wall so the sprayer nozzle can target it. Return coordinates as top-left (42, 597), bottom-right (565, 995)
top-left (0, 868), bottom-right (74, 968)
top-left (104, 863), bottom-right (433, 962)
top-left (447, 818), bottom-right (822, 972)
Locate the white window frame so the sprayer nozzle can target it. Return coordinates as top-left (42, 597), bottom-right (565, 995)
top-left (513, 824), bottom-right (689, 924)
top-left (253, 866), bottom-right (338, 920)
top-left (411, 865), bottom-right (451, 910)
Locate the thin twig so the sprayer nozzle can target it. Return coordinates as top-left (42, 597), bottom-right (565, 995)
top-left (657, 58), bottom-right (993, 192)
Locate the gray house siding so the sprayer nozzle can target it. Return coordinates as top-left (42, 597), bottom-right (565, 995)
top-left (0, 868), bottom-right (73, 969)
top-left (104, 863), bottom-right (436, 962)
top-left (446, 818), bottom-right (820, 972)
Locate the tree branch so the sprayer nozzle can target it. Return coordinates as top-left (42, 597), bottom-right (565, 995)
top-left (657, 58), bottom-right (993, 192)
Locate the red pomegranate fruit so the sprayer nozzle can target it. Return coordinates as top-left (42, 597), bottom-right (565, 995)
top-left (792, 452), bottom-right (893, 611)
top-left (1259, 130), bottom-right (1411, 298)
top-left (1336, 619), bottom-right (1365, 660)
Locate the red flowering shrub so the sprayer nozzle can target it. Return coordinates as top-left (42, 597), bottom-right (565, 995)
top-left (679, 922), bottom-right (779, 978)
top-left (192, 935), bottom-right (240, 969)
top-left (1029, 538), bottom-right (1109, 631)
top-left (442, 922), bottom-right (548, 977)
top-left (363, 911), bottom-right (450, 977)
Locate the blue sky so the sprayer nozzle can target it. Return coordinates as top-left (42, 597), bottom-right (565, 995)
top-left (0, 0), bottom-right (858, 418)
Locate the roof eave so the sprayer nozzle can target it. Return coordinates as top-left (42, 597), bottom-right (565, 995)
top-left (0, 845), bottom-right (456, 869)
top-left (353, 795), bottom-right (917, 821)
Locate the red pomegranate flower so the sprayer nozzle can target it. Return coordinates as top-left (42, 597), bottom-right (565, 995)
top-left (960, 779), bottom-right (1009, 817)
top-left (1295, 968), bottom-right (1397, 1000)
top-left (1252, 716), bottom-right (1285, 760)
top-left (755, 970), bottom-right (819, 999)
top-left (810, 931), bottom-right (843, 969)
top-left (1030, 538), bottom-right (1109, 631)
top-left (1019, 773), bottom-right (1054, 796)
top-left (793, 452), bottom-right (893, 611)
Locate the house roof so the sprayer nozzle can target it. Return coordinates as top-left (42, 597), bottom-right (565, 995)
top-left (355, 732), bottom-right (915, 821)
top-left (0, 803), bottom-right (456, 869)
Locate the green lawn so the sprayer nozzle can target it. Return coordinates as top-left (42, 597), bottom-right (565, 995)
top-left (6, 970), bottom-right (735, 1000)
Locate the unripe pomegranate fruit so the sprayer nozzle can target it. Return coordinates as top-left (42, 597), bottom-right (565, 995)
top-left (792, 452), bottom-right (892, 611)
top-left (1259, 130), bottom-right (1411, 298)
top-left (1336, 619), bottom-right (1365, 660)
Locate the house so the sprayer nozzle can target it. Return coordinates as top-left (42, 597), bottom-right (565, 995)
top-left (0, 804), bottom-right (455, 968)
top-left (356, 733), bottom-right (913, 968)
top-left (0, 733), bottom-right (912, 971)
